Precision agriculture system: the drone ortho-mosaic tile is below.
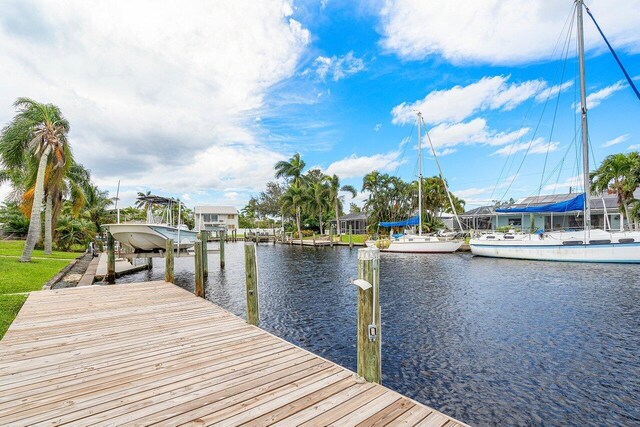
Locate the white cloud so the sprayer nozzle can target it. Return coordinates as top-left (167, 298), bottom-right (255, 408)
top-left (379, 0), bottom-right (640, 65)
top-left (628, 144), bottom-right (640, 151)
top-left (582, 81), bottom-right (626, 110)
top-left (492, 138), bottom-right (559, 156)
top-left (392, 76), bottom-right (545, 125)
top-left (427, 118), bottom-right (529, 149)
top-left (0, 0), bottom-right (309, 197)
top-left (534, 81), bottom-right (574, 102)
top-left (313, 51), bottom-right (365, 81)
top-left (325, 152), bottom-right (404, 179)
top-left (543, 174), bottom-right (583, 192)
top-left (434, 148), bottom-right (457, 157)
top-left (602, 134), bottom-right (630, 148)
top-left (373, 123), bottom-right (382, 132)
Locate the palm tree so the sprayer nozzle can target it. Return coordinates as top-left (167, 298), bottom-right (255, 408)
top-left (275, 153), bottom-right (306, 185)
top-left (280, 182), bottom-right (309, 242)
top-left (84, 184), bottom-right (113, 231)
top-left (590, 152), bottom-right (640, 228)
top-left (309, 177), bottom-right (331, 234)
top-left (328, 174), bottom-right (357, 235)
top-left (0, 98), bottom-right (70, 262)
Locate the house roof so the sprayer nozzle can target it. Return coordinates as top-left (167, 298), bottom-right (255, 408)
top-left (329, 212), bottom-right (367, 221)
top-left (462, 190), bottom-right (637, 217)
top-left (194, 206), bottom-right (238, 214)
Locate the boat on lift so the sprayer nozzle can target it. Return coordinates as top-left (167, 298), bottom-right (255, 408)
top-left (470, 0), bottom-right (640, 263)
top-left (105, 195), bottom-right (198, 252)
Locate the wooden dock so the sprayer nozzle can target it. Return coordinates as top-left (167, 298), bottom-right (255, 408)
top-left (0, 281), bottom-right (467, 426)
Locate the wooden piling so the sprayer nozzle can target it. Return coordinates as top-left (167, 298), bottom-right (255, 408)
top-left (350, 225), bottom-right (354, 246)
top-left (356, 247), bottom-right (381, 383)
top-left (165, 239), bottom-right (174, 283)
top-left (244, 242), bottom-right (259, 326)
top-left (329, 226), bottom-right (334, 247)
top-left (312, 233), bottom-right (316, 247)
top-left (194, 238), bottom-right (204, 298)
top-left (106, 232), bottom-right (116, 284)
top-left (201, 231), bottom-right (209, 278)
top-left (220, 229), bottom-right (226, 269)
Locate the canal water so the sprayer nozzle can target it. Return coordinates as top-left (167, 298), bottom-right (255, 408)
top-left (120, 243), bottom-right (640, 426)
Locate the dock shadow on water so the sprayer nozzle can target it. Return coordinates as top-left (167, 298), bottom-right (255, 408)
top-left (120, 243), bottom-right (640, 427)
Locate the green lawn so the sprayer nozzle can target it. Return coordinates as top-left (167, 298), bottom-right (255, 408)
top-left (0, 240), bottom-right (80, 339)
top-left (0, 293), bottom-right (28, 339)
top-left (339, 234), bottom-right (368, 244)
top-left (0, 240), bottom-right (82, 259)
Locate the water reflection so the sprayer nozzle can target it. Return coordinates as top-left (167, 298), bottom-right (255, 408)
top-left (119, 243), bottom-right (640, 426)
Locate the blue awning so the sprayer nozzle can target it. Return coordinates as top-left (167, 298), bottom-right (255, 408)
top-left (496, 193), bottom-right (585, 213)
top-left (379, 216), bottom-right (419, 227)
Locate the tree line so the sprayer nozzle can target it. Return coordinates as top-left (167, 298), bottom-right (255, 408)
top-left (242, 153), bottom-right (465, 236)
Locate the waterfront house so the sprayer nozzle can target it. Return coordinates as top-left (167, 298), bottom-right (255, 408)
top-left (194, 206), bottom-right (239, 232)
top-left (328, 212), bottom-right (368, 234)
top-left (460, 191), bottom-right (635, 232)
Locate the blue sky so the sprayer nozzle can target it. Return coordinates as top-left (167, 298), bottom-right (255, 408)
top-left (0, 0), bottom-right (639, 209)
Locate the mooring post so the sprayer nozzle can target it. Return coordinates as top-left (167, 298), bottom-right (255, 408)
top-left (220, 229), bottom-right (226, 269)
top-left (312, 233), bottom-right (316, 247)
top-left (201, 231), bottom-right (209, 278)
top-left (106, 232), bottom-right (116, 284)
top-left (244, 243), bottom-right (259, 325)
top-left (349, 224), bottom-right (353, 249)
top-left (356, 247), bottom-right (381, 383)
top-left (194, 238), bottom-right (204, 298)
top-left (329, 226), bottom-right (334, 247)
top-left (165, 239), bottom-right (174, 283)
top-left (147, 256), bottom-right (153, 269)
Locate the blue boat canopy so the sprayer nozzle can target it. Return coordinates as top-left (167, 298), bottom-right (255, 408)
top-left (495, 193), bottom-right (585, 213)
top-left (379, 216), bottom-right (419, 227)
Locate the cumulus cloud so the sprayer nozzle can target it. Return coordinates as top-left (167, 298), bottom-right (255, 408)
top-left (373, 123), bottom-right (382, 132)
top-left (313, 51), bottom-right (365, 81)
top-left (427, 119), bottom-right (530, 149)
top-left (543, 174), bottom-right (584, 192)
top-left (492, 138), bottom-right (559, 156)
top-left (391, 76), bottom-right (544, 125)
top-left (379, 0), bottom-right (640, 65)
top-left (324, 152), bottom-right (404, 179)
top-left (602, 134), bottom-right (630, 148)
top-left (534, 81), bottom-right (574, 102)
top-left (0, 0), bottom-right (309, 197)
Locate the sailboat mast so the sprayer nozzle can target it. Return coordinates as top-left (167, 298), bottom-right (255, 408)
top-left (577, 0), bottom-right (591, 231)
top-left (417, 112), bottom-right (423, 236)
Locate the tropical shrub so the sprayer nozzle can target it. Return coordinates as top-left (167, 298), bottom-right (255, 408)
top-left (0, 202), bottom-right (29, 234)
top-left (54, 215), bottom-right (95, 250)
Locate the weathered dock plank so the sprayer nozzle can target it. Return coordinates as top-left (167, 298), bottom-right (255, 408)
top-left (0, 281), bottom-right (467, 426)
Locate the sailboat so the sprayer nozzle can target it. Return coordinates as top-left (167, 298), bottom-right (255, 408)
top-left (470, 0), bottom-right (640, 263)
top-left (105, 195), bottom-right (198, 252)
top-left (367, 112), bottom-right (464, 253)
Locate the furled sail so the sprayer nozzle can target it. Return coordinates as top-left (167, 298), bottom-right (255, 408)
top-left (496, 193), bottom-right (585, 213)
top-left (379, 216), bottom-right (420, 227)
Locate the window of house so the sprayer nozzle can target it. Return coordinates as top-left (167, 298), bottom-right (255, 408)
top-left (203, 214), bottom-right (218, 222)
top-left (228, 214), bottom-right (235, 219)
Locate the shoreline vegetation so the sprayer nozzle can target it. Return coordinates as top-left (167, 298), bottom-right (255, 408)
top-left (0, 240), bottom-right (81, 338)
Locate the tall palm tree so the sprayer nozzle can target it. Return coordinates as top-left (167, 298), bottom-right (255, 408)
top-left (0, 98), bottom-right (70, 262)
top-left (280, 182), bottom-right (309, 242)
top-left (328, 174), bottom-right (357, 235)
top-left (309, 177), bottom-right (331, 234)
top-left (274, 153), bottom-right (306, 185)
top-left (590, 152), bottom-right (640, 228)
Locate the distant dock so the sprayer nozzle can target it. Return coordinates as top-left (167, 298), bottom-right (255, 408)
top-left (0, 281), bottom-right (467, 426)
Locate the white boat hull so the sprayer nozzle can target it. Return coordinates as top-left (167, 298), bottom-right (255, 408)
top-left (470, 230), bottom-right (640, 263)
top-left (367, 235), bottom-right (462, 253)
top-left (105, 224), bottom-right (198, 251)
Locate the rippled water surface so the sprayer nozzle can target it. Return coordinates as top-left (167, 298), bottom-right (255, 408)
top-left (121, 243), bottom-right (640, 426)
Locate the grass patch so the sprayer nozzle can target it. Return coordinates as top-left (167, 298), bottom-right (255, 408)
top-left (0, 240), bottom-right (82, 259)
top-left (0, 294), bottom-right (28, 339)
top-left (339, 234), bottom-right (368, 244)
top-left (0, 240), bottom-right (77, 340)
top-left (0, 257), bottom-right (70, 294)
